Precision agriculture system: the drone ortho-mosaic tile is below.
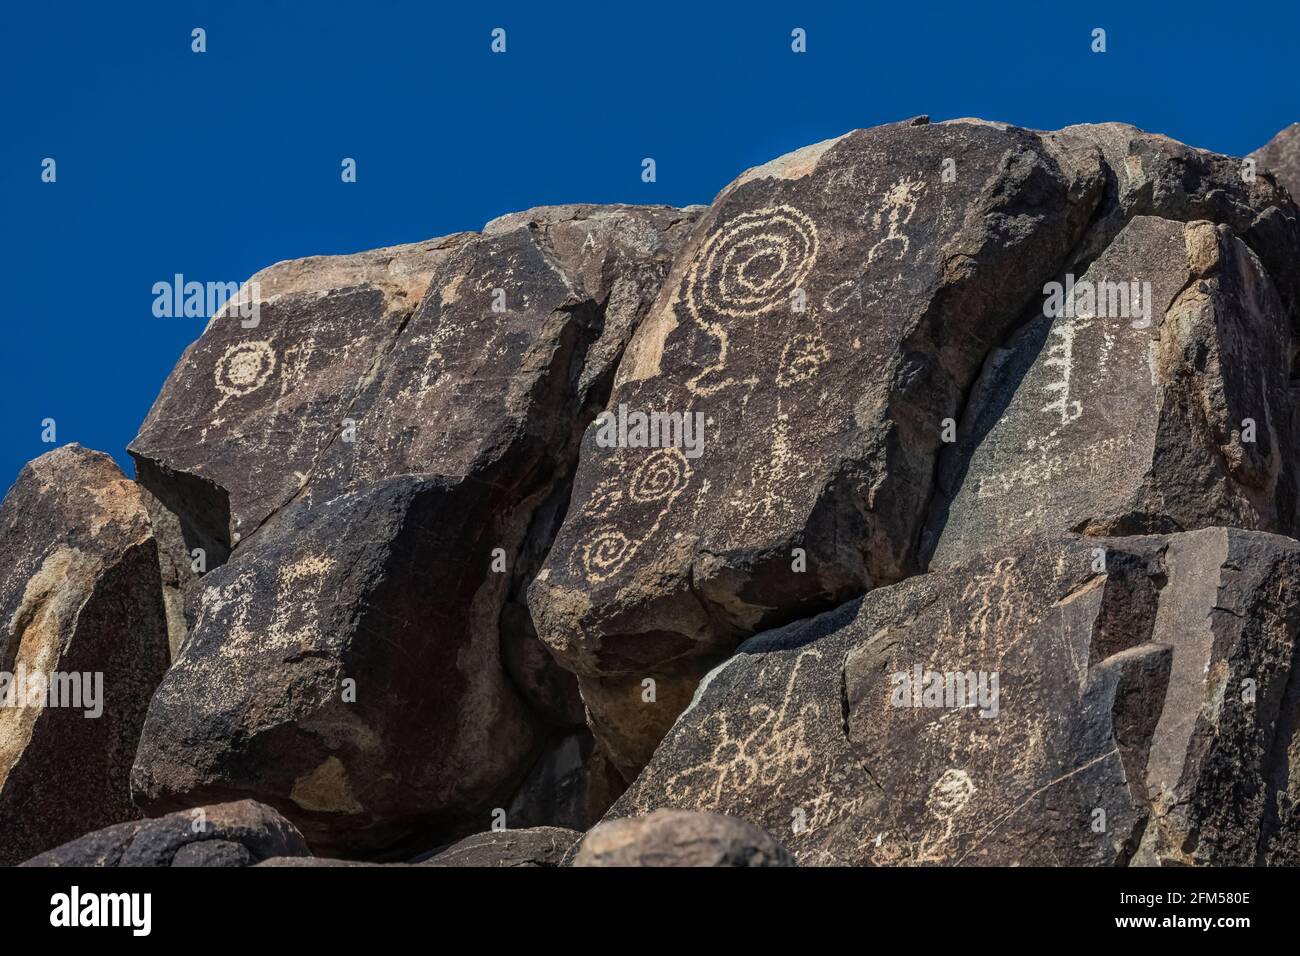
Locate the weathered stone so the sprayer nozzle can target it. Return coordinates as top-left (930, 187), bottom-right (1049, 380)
top-left (418, 826), bottom-right (580, 867)
top-left (506, 731), bottom-right (625, 831)
top-left (0, 445), bottom-right (170, 866)
top-left (925, 216), bottom-right (1299, 566)
top-left (571, 809), bottom-right (794, 867)
top-left (20, 799), bottom-right (308, 867)
top-left (1252, 123), bottom-right (1300, 201)
top-left (529, 118), bottom-right (1300, 777)
top-left (130, 475), bottom-right (542, 857)
top-left (131, 206), bottom-right (699, 855)
top-left (613, 530), bottom-right (1300, 866)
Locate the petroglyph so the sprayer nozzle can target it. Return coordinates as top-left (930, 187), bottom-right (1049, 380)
top-left (867, 176), bottom-right (924, 263)
top-left (214, 340), bottom-right (277, 401)
top-left (1040, 319), bottom-right (1084, 428)
top-left (578, 448), bottom-right (693, 582)
top-left (683, 204), bottom-right (820, 396)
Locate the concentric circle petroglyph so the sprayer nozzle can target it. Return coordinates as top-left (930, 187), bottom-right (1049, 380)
top-left (687, 205), bottom-right (820, 319)
top-left (628, 447), bottom-right (691, 503)
top-left (580, 526), bottom-right (638, 582)
top-left (215, 340), bottom-right (277, 398)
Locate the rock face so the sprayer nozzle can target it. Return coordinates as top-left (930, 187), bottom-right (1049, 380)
top-left (9, 120), bottom-right (1300, 868)
top-left (419, 826), bottom-right (580, 867)
top-left (529, 118), bottom-right (1300, 778)
top-left (925, 215), bottom-right (1299, 566)
top-left (1252, 123), bottom-right (1300, 199)
top-left (0, 445), bottom-right (170, 865)
top-left (20, 799), bottom-right (309, 867)
top-left (571, 809), bottom-right (794, 867)
top-left (611, 530), bottom-right (1300, 866)
top-left (130, 205), bottom-right (699, 856)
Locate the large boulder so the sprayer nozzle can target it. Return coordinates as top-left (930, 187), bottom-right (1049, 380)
top-left (925, 215), bottom-right (1299, 566)
top-left (418, 826), bottom-right (580, 867)
top-left (528, 118), bottom-right (1300, 778)
top-left (20, 799), bottom-right (309, 867)
top-left (612, 529), bottom-right (1300, 866)
top-left (130, 206), bottom-right (699, 856)
top-left (1252, 123), bottom-right (1300, 200)
top-left (571, 809), bottom-right (794, 867)
top-left (0, 445), bottom-right (170, 865)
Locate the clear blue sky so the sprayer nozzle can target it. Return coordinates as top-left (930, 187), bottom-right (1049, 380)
top-left (3, 1), bottom-right (1298, 491)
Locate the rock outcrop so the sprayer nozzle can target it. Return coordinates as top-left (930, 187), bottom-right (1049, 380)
top-left (1252, 123), bottom-right (1300, 200)
top-left (610, 529), bottom-right (1300, 866)
top-left (8, 119), bottom-right (1300, 868)
top-left (129, 205), bottom-right (700, 856)
top-left (419, 826), bottom-right (580, 867)
top-left (0, 445), bottom-right (170, 865)
top-left (571, 809), bottom-right (794, 866)
top-left (20, 799), bottom-right (309, 867)
top-left (529, 118), bottom-right (1300, 778)
top-left (925, 215), bottom-right (1299, 566)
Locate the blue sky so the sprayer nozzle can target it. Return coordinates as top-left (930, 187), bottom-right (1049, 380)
top-left (3, 0), bottom-right (1297, 490)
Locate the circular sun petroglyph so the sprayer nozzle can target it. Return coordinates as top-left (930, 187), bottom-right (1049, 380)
top-left (580, 526), bottom-right (638, 582)
top-left (629, 447), bottom-right (691, 504)
top-left (687, 204), bottom-right (820, 319)
top-left (927, 767), bottom-right (976, 819)
top-left (215, 340), bottom-right (277, 398)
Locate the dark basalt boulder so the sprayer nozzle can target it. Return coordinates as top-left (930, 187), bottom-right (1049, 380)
top-left (611, 529), bottom-right (1300, 866)
top-left (528, 117), bottom-right (1300, 779)
top-left (0, 445), bottom-right (170, 865)
top-left (129, 206), bottom-right (699, 856)
top-left (571, 809), bottom-right (794, 867)
top-left (418, 826), bottom-right (580, 867)
top-left (925, 215), bottom-right (1300, 566)
top-left (20, 799), bottom-right (308, 867)
top-left (1252, 123), bottom-right (1300, 200)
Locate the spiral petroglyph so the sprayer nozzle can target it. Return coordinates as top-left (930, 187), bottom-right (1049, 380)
top-left (214, 340), bottom-right (277, 398)
top-left (686, 205), bottom-right (820, 319)
top-left (579, 526), bottom-right (639, 582)
top-left (628, 447), bottom-right (691, 504)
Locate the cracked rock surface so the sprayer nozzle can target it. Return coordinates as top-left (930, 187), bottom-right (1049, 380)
top-left (7, 118), bottom-right (1300, 867)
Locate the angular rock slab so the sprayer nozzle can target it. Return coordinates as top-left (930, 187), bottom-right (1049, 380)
top-left (419, 826), bottom-right (580, 867)
top-left (132, 475), bottom-right (539, 857)
top-left (530, 119), bottom-right (1102, 776)
top-left (571, 809), bottom-right (794, 867)
top-left (0, 445), bottom-right (170, 865)
top-left (20, 799), bottom-right (309, 866)
top-left (1252, 123), bottom-right (1300, 201)
top-left (129, 235), bottom-right (473, 556)
top-left (926, 216), bottom-right (1299, 566)
top-left (613, 530), bottom-right (1300, 866)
